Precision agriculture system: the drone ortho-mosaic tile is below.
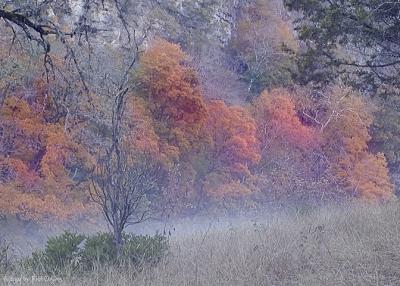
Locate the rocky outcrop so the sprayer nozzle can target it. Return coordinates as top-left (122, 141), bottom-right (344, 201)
top-left (63, 0), bottom-right (246, 48)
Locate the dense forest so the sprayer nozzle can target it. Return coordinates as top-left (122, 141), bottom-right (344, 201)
top-left (2, 1), bottom-right (400, 284)
top-left (1, 0), bottom-right (400, 241)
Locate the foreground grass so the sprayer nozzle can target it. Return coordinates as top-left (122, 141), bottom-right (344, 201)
top-left (4, 202), bottom-right (400, 285)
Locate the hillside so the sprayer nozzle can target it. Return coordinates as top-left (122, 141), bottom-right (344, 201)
top-left (1, 1), bottom-right (400, 285)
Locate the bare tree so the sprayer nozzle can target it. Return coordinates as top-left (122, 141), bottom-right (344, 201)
top-left (89, 91), bottom-right (163, 255)
top-left (88, 71), bottom-right (164, 255)
top-left (90, 147), bottom-right (163, 256)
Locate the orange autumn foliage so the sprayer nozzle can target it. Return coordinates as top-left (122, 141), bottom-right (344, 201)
top-left (203, 176), bottom-right (253, 199)
top-left (252, 89), bottom-right (317, 151)
top-left (123, 96), bottom-right (182, 170)
top-left (136, 38), bottom-right (208, 159)
top-left (321, 87), bottom-right (394, 201)
top-left (0, 95), bottom-right (90, 221)
top-left (205, 100), bottom-right (260, 179)
top-left (348, 153), bottom-right (394, 201)
top-left (249, 89), bottom-right (324, 201)
top-left (124, 97), bottom-right (162, 158)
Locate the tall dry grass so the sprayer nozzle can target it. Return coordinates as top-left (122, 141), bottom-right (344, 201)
top-left (4, 202), bottom-right (400, 285)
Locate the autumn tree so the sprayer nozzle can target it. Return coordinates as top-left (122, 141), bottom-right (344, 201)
top-left (135, 38), bottom-right (209, 161)
top-left (0, 91), bottom-right (91, 221)
top-left (284, 0), bottom-right (400, 196)
top-left (206, 100), bottom-right (260, 178)
top-left (123, 97), bottom-right (162, 160)
top-left (229, 0), bottom-right (297, 96)
top-left (252, 89), bottom-right (316, 152)
top-left (300, 86), bottom-right (394, 201)
top-left (200, 100), bottom-right (260, 198)
top-left (250, 89), bottom-right (326, 201)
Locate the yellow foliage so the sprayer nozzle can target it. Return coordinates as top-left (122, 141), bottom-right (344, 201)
top-left (321, 86), bottom-right (394, 201)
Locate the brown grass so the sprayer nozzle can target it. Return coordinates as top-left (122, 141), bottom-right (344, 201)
top-left (4, 202), bottom-right (400, 285)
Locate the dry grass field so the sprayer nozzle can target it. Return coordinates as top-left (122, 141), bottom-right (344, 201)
top-left (3, 202), bottom-right (400, 286)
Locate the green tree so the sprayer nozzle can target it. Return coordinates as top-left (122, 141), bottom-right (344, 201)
top-left (284, 0), bottom-right (400, 96)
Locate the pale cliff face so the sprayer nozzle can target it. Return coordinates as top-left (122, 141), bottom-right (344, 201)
top-left (168, 0), bottom-right (239, 45)
top-left (65, 0), bottom-right (242, 47)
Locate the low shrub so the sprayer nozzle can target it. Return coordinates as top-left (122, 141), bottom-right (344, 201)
top-left (23, 231), bottom-right (168, 274)
top-left (81, 232), bottom-right (116, 269)
top-left (44, 231), bottom-right (86, 269)
top-left (26, 231), bottom-right (85, 274)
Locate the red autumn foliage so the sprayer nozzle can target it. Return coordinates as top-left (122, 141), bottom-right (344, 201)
top-left (252, 89), bottom-right (317, 151)
top-left (205, 100), bottom-right (260, 179)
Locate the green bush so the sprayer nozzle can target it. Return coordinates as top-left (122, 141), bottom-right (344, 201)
top-left (81, 232), bottom-right (168, 268)
top-left (81, 232), bottom-right (116, 269)
top-left (23, 231), bottom-right (168, 274)
top-left (27, 231), bottom-right (85, 274)
top-left (44, 231), bottom-right (85, 268)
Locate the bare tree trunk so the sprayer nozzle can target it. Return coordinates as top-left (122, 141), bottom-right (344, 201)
top-left (113, 224), bottom-right (124, 258)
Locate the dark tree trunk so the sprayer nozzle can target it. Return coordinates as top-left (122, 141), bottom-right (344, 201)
top-left (113, 225), bottom-right (124, 258)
